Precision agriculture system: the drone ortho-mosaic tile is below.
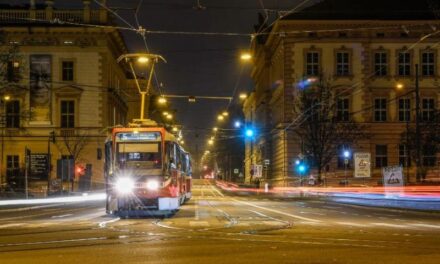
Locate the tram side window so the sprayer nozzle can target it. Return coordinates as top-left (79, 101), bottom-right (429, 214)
top-left (180, 151), bottom-right (187, 173)
top-left (175, 144), bottom-right (181, 170)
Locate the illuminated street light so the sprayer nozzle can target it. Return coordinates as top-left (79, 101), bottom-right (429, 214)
top-left (172, 127), bottom-right (178, 132)
top-left (239, 93), bottom-right (247, 100)
top-left (158, 97), bottom-right (167, 104)
top-left (396, 83), bottom-right (404, 90)
top-left (222, 111), bottom-right (229, 117)
top-left (213, 127), bottom-right (218, 132)
top-left (240, 52), bottom-right (252, 61)
top-left (217, 115), bottom-right (224, 121)
top-left (166, 114), bottom-right (173, 120)
top-left (163, 111), bottom-right (169, 116)
top-left (234, 121), bottom-right (241, 128)
top-left (3, 95), bottom-right (11, 101)
top-left (137, 57), bottom-right (149, 63)
top-left (208, 139), bottom-right (214, 145)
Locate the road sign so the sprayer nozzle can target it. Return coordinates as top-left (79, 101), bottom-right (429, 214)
top-left (252, 164), bottom-right (263, 178)
top-left (382, 166), bottom-right (404, 187)
top-left (233, 168), bottom-right (239, 174)
top-left (354, 153), bottom-right (371, 178)
top-left (264, 159), bottom-right (270, 166)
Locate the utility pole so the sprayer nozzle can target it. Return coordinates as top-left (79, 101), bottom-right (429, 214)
top-left (415, 64), bottom-right (421, 182)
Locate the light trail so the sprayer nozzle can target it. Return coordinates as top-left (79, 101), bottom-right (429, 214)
top-left (0, 193), bottom-right (106, 206)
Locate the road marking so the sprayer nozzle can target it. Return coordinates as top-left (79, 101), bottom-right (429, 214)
top-left (371, 223), bottom-right (408, 229)
top-left (409, 223), bottom-right (440, 229)
top-left (0, 223), bottom-right (24, 229)
top-left (232, 199), bottom-right (321, 223)
top-left (51, 214), bottom-right (73, 219)
top-left (0, 237), bottom-right (107, 247)
top-left (153, 221), bottom-right (183, 230)
top-left (336, 222), bottom-right (367, 227)
top-left (0, 204), bottom-right (62, 213)
top-left (189, 221), bottom-right (209, 227)
top-left (195, 198), bottom-right (200, 220)
top-left (249, 210), bottom-right (291, 226)
top-left (98, 217), bottom-right (120, 228)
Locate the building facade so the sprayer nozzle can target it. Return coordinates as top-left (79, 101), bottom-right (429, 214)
top-left (0, 1), bottom-right (131, 195)
top-left (245, 0), bottom-right (440, 186)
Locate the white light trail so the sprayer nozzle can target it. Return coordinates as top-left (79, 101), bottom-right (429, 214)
top-left (0, 193), bottom-right (106, 206)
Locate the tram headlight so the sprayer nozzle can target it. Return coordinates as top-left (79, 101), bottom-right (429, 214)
top-left (146, 180), bottom-right (160, 190)
top-left (115, 178), bottom-right (134, 194)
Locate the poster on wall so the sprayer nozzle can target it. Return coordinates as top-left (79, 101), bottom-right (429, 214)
top-left (30, 55), bottom-right (52, 124)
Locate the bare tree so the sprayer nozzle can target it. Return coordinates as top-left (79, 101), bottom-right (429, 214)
top-left (55, 131), bottom-right (89, 165)
top-left (401, 110), bottom-right (440, 181)
top-left (292, 78), bottom-right (366, 182)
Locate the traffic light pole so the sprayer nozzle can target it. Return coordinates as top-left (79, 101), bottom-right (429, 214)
top-left (415, 64), bottom-right (421, 182)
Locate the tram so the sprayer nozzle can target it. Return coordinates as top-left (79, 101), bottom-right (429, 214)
top-left (104, 120), bottom-right (192, 216)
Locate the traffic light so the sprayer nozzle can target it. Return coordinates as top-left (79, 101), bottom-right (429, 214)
top-left (295, 159), bottom-right (308, 175)
top-left (245, 128), bottom-right (254, 138)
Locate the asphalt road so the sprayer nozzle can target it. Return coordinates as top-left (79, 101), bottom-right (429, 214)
top-left (1, 180), bottom-right (440, 264)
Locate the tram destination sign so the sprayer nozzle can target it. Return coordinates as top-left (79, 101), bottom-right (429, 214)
top-left (30, 154), bottom-right (49, 180)
top-left (116, 132), bottom-right (162, 141)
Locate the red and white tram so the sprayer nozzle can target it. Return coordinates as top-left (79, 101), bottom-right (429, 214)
top-left (104, 121), bottom-right (192, 216)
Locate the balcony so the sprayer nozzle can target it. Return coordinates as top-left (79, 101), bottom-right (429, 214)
top-left (0, 5), bottom-right (107, 25)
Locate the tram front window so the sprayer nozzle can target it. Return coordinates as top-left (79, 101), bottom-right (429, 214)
top-left (117, 142), bottom-right (162, 169)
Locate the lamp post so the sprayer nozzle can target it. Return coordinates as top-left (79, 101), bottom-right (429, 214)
top-left (343, 150), bottom-right (351, 187)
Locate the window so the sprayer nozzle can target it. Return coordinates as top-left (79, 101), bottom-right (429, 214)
top-left (62, 61), bottom-right (74, 81)
top-left (6, 155), bottom-right (20, 187)
top-left (423, 145), bottom-right (436, 167)
top-left (421, 98), bottom-right (435, 122)
top-left (60, 100), bottom-right (75, 128)
top-left (306, 51), bottom-right (320, 76)
top-left (399, 144), bottom-right (411, 167)
top-left (336, 51), bottom-right (350, 76)
top-left (421, 51), bottom-right (435, 76)
top-left (5, 100), bottom-right (20, 128)
top-left (398, 98), bottom-right (410, 122)
top-left (397, 52), bottom-right (411, 76)
top-left (336, 98), bottom-right (349, 121)
top-left (374, 98), bottom-right (387, 122)
top-left (375, 145), bottom-right (388, 168)
top-left (374, 52), bottom-right (388, 76)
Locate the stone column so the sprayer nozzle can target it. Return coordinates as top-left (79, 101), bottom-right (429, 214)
top-left (45, 0), bottom-right (54, 20)
top-left (30, 0), bottom-right (36, 19)
top-left (83, 0), bottom-right (91, 23)
top-left (99, 0), bottom-right (108, 24)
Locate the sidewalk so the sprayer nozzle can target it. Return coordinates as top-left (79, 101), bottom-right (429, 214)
top-left (215, 180), bottom-right (440, 211)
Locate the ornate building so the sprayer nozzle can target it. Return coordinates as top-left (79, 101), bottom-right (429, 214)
top-left (245, 0), bottom-right (440, 186)
top-left (0, 0), bottom-right (130, 194)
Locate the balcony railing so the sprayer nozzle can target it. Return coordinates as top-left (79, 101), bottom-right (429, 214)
top-left (0, 8), bottom-right (106, 25)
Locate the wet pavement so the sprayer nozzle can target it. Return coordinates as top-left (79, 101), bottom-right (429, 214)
top-left (1, 180), bottom-right (440, 264)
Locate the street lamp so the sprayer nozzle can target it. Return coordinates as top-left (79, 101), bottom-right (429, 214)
top-left (158, 97), bottom-right (167, 104)
top-left (217, 115), bottom-right (224, 121)
top-left (166, 114), bottom-right (173, 120)
top-left (239, 93), bottom-right (247, 100)
top-left (240, 52), bottom-right (252, 62)
top-left (213, 127), bottom-right (218, 132)
top-left (208, 139), bottom-right (214, 145)
top-left (234, 121), bottom-right (241, 128)
top-left (222, 111), bottom-right (229, 117)
top-left (343, 150), bottom-right (351, 186)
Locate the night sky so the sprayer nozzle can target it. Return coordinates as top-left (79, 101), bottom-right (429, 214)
top-left (11, 0), bottom-right (309, 155)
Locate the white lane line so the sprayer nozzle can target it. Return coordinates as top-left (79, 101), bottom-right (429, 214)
top-left (0, 223), bottom-right (25, 229)
top-left (51, 214), bottom-right (73, 219)
top-left (249, 210), bottom-right (291, 225)
top-left (232, 199), bottom-right (321, 223)
top-left (409, 223), bottom-right (440, 229)
top-left (0, 204), bottom-right (62, 213)
top-left (336, 222), bottom-right (367, 227)
top-left (210, 186), bottom-right (225, 197)
top-left (153, 221), bottom-right (183, 230)
top-left (0, 237), bottom-right (107, 247)
top-left (371, 223), bottom-right (409, 229)
top-left (98, 217), bottom-right (120, 228)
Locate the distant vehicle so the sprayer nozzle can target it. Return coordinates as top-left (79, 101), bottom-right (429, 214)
top-left (104, 120), bottom-right (192, 217)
